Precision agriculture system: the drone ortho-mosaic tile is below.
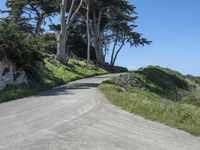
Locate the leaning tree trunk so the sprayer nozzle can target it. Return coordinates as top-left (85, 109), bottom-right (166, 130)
top-left (110, 39), bottom-right (125, 66)
top-left (110, 36), bottom-right (119, 65)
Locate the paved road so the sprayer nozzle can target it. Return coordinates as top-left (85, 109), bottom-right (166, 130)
top-left (0, 74), bottom-right (199, 150)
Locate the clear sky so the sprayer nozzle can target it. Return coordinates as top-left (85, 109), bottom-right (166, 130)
top-left (116, 0), bottom-right (200, 75)
top-left (0, 0), bottom-right (200, 75)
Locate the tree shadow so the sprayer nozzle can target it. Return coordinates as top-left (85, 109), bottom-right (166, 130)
top-left (93, 76), bottom-right (110, 79)
top-left (36, 82), bottom-right (100, 97)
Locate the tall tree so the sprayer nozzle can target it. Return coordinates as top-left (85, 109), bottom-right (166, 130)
top-left (57, 0), bottom-right (83, 64)
top-left (88, 0), bottom-right (139, 64)
top-left (89, 0), bottom-right (105, 64)
top-left (4, 0), bottom-right (60, 35)
top-left (6, 0), bottom-right (24, 21)
top-left (86, 0), bottom-right (91, 63)
top-left (3, 0), bottom-right (33, 33)
top-left (25, 0), bottom-right (60, 35)
top-left (110, 22), bottom-right (151, 66)
top-left (88, 0), bottom-right (151, 66)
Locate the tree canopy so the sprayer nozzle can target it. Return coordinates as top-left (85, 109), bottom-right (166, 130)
top-left (0, 0), bottom-right (151, 66)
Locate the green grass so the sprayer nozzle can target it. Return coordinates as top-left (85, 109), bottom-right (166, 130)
top-left (68, 59), bottom-right (107, 77)
top-left (40, 59), bottom-right (82, 87)
top-left (0, 58), bottom-right (108, 103)
top-left (0, 86), bottom-right (42, 103)
top-left (99, 66), bottom-right (200, 135)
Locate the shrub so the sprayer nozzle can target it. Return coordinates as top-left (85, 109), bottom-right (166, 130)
top-left (37, 33), bottom-right (57, 54)
top-left (0, 19), bottom-right (42, 69)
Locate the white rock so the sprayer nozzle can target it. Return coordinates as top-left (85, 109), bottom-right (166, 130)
top-left (0, 58), bottom-right (28, 91)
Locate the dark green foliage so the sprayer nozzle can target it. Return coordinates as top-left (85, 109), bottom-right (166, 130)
top-left (68, 28), bottom-right (96, 60)
top-left (0, 19), bottom-right (42, 68)
top-left (4, 0), bottom-right (60, 34)
top-left (100, 65), bottom-right (128, 73)
top-left (37, 33), bottom-right (57, 54)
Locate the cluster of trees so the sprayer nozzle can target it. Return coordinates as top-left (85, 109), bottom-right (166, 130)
top-left (0, 0), bottom-right (151, 66)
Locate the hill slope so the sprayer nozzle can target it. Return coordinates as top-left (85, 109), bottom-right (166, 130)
top-left (99, 66), bottom-right (200, 135)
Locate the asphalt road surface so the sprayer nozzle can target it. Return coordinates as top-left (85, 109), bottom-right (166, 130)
top-left (0, 74), bottom-right (199, 150)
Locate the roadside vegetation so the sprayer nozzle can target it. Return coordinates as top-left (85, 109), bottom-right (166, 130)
top-left (99, 66), bottom-right (200, 135)
top-left (1, 0), bottom-right (135, 103)
top-left (0, 58), bottom-right (110, 103)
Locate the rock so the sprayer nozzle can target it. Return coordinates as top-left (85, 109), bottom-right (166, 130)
top-left (0, 58), bottom-right (28, 91)
top-left (115, 77), bottom-right (143, 90)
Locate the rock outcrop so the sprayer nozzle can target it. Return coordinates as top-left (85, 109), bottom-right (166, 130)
top-left (0, 58), bottom-right (28, 90)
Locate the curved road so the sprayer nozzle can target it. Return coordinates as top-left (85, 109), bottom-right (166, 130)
top-left (0, 74), bottom-right (199, 150)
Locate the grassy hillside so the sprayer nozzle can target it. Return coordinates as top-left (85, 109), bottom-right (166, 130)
top-left (0, 58), bottom-right (109, 103)
top-left (99, 66), bottom-right (200, 135)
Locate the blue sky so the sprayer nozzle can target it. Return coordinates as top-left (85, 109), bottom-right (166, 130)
top-left (0, 0), bottom-right (200, 75)
top-left (117, 0), bottom-right (200, 75)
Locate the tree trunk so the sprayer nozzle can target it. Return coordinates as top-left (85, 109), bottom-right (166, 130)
top-left (110, 36), bottom-right (119, 65)
top-left (56, 0), bottom-right (83, 64)
top-left (86, 3), bottom-right (90, 63)
top-left (35, 16), bottom-right (44, 35)
top-left (94, 41), bottom-right (104, 64)
top-left (91, 8), bottom-right (105, 65)
top-left (103, 42), bottom-right (107, 61)
top-left (57, 0), bottom-right (67, 64)
top-left (111, 41), bottom-right (125, 66)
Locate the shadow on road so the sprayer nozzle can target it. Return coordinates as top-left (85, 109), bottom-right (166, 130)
top-left (36, 82), bottom-right (100, 97)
